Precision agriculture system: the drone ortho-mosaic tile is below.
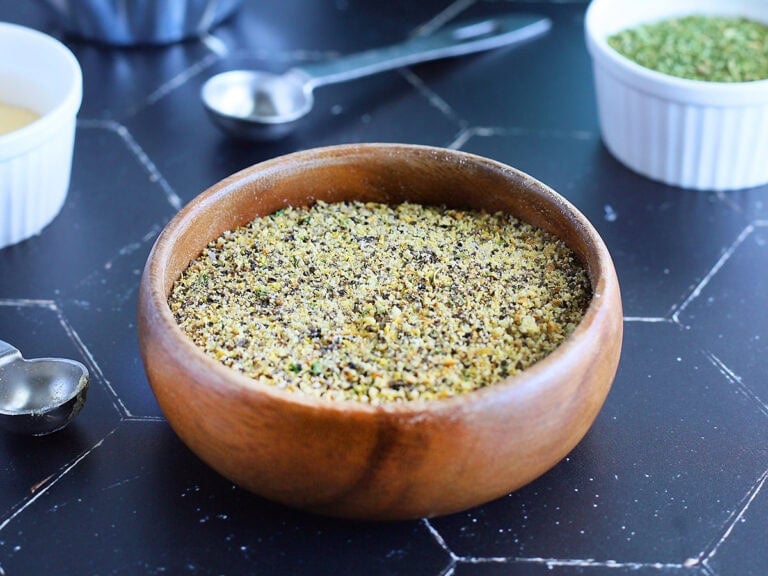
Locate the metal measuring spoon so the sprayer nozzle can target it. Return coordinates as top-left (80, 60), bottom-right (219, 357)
top-left (0, 339), bottom-right (89, 436)
top-left (201, 14), bottom-right (551, 140)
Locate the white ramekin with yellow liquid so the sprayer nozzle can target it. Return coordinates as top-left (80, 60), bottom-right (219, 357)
top-left (0, 23), bottom-right (82, 249)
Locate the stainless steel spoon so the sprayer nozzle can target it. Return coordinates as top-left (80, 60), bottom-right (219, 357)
top-left (201, 13), bottom-right (551, 140)
top-left (0, 339), bottom-right (89, 436)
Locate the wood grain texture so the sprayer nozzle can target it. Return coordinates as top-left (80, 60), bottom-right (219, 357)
top-left (137, 144), bottom-right (623, 520)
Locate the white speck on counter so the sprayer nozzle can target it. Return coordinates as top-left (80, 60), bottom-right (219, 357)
top-left (78, 119), bottom-right (183, 210)
top-left (603, 204), bottom-right (618, 222)
top-left (673, 223), bottom-right (754, 322)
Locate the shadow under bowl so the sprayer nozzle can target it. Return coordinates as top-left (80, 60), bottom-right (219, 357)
top-left (137, 143), bottom-right (623, 520)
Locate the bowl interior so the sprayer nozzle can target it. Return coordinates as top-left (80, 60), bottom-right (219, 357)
top-left (160, 145), bottom-right (604, 300)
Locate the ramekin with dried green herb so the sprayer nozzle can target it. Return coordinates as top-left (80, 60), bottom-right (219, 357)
top-left (168, 201), bottom-right (591, 405)
top-left (586, 0), bottom-right (768, 190)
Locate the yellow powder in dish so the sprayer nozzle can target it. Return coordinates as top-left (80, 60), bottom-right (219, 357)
top-left (0, 102), bottom-right (39, 136)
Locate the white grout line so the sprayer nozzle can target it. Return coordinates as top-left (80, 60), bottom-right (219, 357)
top-left (713, 191), bottom-right (743, 213)
top-left (623, 316), bottom-right (670, 323)
top-left (0, 298), bottom-right (56, 309)
top-left (223, 47), bottom-right (340, 64)
top-left (447, 124), bottom-right (599, 149)
top-left (704, 351), bottom-right (768, 419)
top-left (400, 68), bottom-right (466, 128)
top-left (497, 557), bottom-right (685, 570)
top-left (0, 428), bottom-right (118, 532)
top-left (101, 474), bottom-right (142, 493)
top-left (411, 0), bottom-right (477, 37)
top-left (449, 125), bottom-right (509, 149)
top-left (138, 51), bottom-right (220, 111)
top-left (447, 126), bottom-right (501, 149)
top-left (422, 518), bottom-right (686, 572)
top-left (109, 122), bottom-right (183, 211)
top-left (671, 224), bottom-right (755, 324)
top-left (201, 33), bottom-right (229, 57)
top-left (448, 127), bottom-right (473, 150)
top-left (76, 223), bottom-right (162, 293)
top-left (121, 416), bottom-right (166, 423)
top-left (422, 518), bottom-right (458, 559)
top-left (77, 119), bottom-right (183, 211)
top-left (4, 291), bottom-right (166, 423)
top-left (54, 306), bottom-right (132, 419)
top-left (0, 295), bottom-right (133, 419)
top-left (701, 467), bottom-right (768, 572)
top-left (422, 519), bottom-right (459, 575)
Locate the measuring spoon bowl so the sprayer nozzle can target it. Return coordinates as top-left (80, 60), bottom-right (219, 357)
top-left (0, 340), bottom-right (89, 436)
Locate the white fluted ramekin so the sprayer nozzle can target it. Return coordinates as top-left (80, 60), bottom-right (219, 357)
top-left (0, 23), bottom-right (82, 249)
top-left (585, 0), bottom-right (768, 191)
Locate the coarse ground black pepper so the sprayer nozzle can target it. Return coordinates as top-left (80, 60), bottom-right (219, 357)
top-left (169, 201), bottom-right (591, 404)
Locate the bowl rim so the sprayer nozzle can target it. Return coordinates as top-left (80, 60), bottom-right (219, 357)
top-left (0, 22), bottom-right (82, 160)
top-left (141, 143), bottom-right (621, 417)
top-left (585, 0), bottom-right (768, 106)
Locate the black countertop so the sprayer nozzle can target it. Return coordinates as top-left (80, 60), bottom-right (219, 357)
top-left (1, 1), bottom-right (767, 574)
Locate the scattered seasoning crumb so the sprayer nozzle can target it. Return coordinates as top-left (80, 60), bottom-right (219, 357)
top-left (169, 201), bottom-right (591, 404)
top-left (608, 15), bottom-right (768, 82)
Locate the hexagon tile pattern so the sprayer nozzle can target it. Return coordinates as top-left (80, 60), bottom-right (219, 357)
top-left (1, 0), bottom-right (767, 574)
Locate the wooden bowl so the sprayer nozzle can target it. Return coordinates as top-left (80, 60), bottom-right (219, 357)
top-left (137, 144), bottom-right (622, 520)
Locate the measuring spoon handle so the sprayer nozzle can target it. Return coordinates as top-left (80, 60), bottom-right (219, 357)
top-left (296, 14), bottom-right (551, 89)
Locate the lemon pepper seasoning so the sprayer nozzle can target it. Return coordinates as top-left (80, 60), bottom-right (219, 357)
top-left (608, 15), bottom-right (768, 82)
top-left (169, 201), bottom-right (591, 404)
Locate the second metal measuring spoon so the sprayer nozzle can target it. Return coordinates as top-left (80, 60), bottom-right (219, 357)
top-left (201, 14), bottom-right (551, 140)
top-left (0, 339), bottom-right (89, 436)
